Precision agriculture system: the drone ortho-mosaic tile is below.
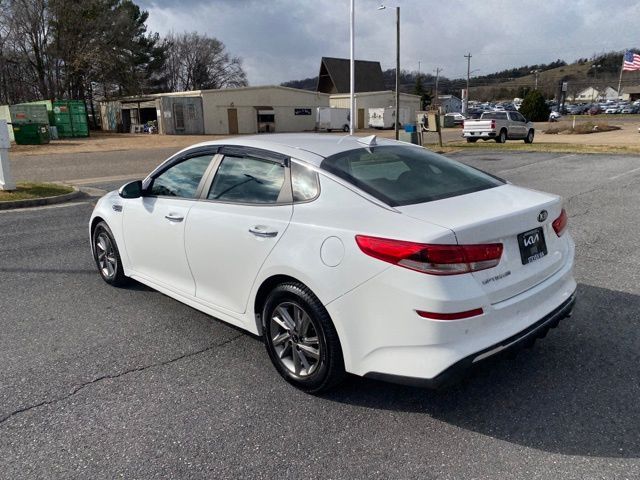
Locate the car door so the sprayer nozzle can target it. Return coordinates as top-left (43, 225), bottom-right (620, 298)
top-left (185, 146), bottom-right (293, 314)
top-left (122, 149), bottom-right (217, 295)
top-left (509, 111), bottom-right (527, 138)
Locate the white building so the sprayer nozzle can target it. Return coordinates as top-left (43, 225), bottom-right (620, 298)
top-left (570, 86), bottom-right (619, 102)
top-left (329, 91), bottom-right (421, 129)
top-left (101, 85), bottom-right (331, 135)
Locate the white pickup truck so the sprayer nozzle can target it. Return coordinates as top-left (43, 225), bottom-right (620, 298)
top-left (463, 111), bottom-right (535, 144)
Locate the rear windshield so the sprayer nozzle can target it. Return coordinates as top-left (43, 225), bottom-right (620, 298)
top-left (320, 145), bottom-right (503, 207)
top-left (481, 112), bottom-right (507, 120)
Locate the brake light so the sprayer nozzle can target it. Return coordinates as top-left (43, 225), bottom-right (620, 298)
top-left (416, 308), bottom-right (484, 320)
top-left (552, 208), bottom-right (568, 236)
top-left (355, 235), bottom-right (503, 275)
top-left (491, 120), bottom-right (496, 129)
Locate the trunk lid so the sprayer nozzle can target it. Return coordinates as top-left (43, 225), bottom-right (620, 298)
top-left (397, 184), bottom-right (569, 304)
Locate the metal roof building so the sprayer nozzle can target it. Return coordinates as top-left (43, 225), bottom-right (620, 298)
top-left (316, 57), bottom-right (385, 94)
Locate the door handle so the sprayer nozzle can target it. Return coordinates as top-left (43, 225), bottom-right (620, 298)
top-left (165, 214), bottom-right (184, 222)
top-left (249, 225), bottom-right (278, 238)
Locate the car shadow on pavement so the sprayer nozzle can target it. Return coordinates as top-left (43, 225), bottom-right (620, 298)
top-left (324, 283), bottom-right (640, 459)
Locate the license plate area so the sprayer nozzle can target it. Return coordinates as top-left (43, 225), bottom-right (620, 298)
top-left (517, 227), bottom-right (547, 265)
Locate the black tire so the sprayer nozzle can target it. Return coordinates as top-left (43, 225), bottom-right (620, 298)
top-left (496, 129), bottom-right (507, 143)
top-left (92, 221), bottom-right (128, 287)
top-left (343, 124), bottom-right (349, 132)
top-left (466, 137), bottom-right (478, 143)
top-left (263, 282), bottom-right (346, 393)
top-left (524, 129), bottom-right (534, 144)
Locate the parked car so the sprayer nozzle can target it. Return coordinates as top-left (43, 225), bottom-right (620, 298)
top-left (445, 112), bottom-right (466, 126)
top-left (549, 111), bottom-right (562, 122)
top-left (89, 134), bottom-right (576, 393)
top-left (588, 105), bottom-right (601, 115)
top-left (604, 106), bottom-right (620, 114)
top-left (463, 110), bottom-right (535, 143)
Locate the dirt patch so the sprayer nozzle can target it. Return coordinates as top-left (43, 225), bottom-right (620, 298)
top-left (544, 122), bottom-right (621, 135)
top-left (10, 131), bottom-right (230, 157)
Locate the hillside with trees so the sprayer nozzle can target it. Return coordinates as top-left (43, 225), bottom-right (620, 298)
top-left (283, 51), bottom-right (640, 102)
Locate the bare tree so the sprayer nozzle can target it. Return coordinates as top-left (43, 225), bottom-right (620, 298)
top-left (164, 32), bottom-right (247, 92)
top-left (4, 0), bottom-right (53, 99)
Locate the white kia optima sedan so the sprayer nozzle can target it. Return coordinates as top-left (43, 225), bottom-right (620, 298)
top-left (90, 134), bottom-right (576, 393)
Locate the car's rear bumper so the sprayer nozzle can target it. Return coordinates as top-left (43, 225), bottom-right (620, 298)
top-left (463, 131), bottom-right (496, 138)
top-left (326, 236), bottom-right (576, 383)
top-left (364, 291), bottom-right (576, 389)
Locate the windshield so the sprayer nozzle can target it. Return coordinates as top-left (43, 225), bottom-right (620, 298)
top-left (320, 145), bottom-right (503, 207)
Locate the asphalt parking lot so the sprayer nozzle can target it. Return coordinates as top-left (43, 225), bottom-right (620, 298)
top-left (1, 149), bottom-right (639, 479)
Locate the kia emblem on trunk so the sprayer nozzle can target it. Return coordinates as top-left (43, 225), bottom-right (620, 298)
top-left (538, 210), bottom-right (548, 222)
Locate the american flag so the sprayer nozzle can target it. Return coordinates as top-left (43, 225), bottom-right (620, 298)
top-left (623, 51), bottom-right (640, 71)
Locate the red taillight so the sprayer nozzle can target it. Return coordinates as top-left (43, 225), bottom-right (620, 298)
top-left (416, 308), bottom-right (484, 320)
top-left (552, 208), bottom-right (568, 236)
top-left (355, 235), bottom-right (503, 275)
top-left (491, 120), bottom-right (496, 129)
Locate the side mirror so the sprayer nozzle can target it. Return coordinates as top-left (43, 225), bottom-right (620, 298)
top-left (119, 180), bottom-right (143, 199)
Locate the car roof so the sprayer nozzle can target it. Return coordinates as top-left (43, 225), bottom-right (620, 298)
top-left (178, 133), bottom-right (409, 168)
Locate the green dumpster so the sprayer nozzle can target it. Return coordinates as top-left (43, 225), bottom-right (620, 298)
top-left (52, 100), bottom-right (89, 138)
top-left (12, 123), bottom-right (51, 145)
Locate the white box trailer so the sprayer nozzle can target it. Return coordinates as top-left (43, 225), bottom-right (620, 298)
top-left (368, 107), bottom-right (410, 129)
top-left (316, 107), bottom-right (350, 132)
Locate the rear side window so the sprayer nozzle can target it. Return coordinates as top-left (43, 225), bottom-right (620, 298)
top-left (320, 145), bottom-right (503, 207)
top-left (291, 162), bottom-right (319, 202)
top-left (208, 155), bottom-right (285, 204)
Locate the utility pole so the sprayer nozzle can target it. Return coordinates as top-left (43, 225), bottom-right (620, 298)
top-left (464, 53), bottom-right (472, 114)
top-left (433, 67), bottom-right (442, 109)
top-left (394, 6), bottom-right (400, 140)
top-left (349, 0), bottom-right (355, 135)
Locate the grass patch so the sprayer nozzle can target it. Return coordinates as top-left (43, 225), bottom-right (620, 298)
top-left (0, 182), bottom-right (74, 202)
top-left (428, 141), bottom-right (640, 155)
top-left (544, 121), bottom-right (621, 135)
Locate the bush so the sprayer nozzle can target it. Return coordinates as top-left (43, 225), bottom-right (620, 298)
top-left (519, 90), bottom-right (550, 122)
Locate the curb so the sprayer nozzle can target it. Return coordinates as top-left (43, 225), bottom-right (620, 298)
top-left (0, 186), bottom-right (81, 211)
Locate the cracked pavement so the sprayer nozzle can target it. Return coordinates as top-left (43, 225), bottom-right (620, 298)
top-left (1, 150), bottom-right (639, 479)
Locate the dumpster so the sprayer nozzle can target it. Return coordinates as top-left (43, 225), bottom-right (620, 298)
top-left (52, 100), bottom-right (89, 138)
top-left (10, 104), bottom-right (49, 125)
top-left (12, 123), bottom-right (51, 145)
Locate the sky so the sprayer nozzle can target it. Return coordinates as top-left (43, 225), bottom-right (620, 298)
top-left (138, 0), bottom-right (640, 85)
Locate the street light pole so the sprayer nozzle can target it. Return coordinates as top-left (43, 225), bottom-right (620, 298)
top-left (349, 0), bottom-right (355, 135)
top-left (377, 4), bottom-right (400, 139)
top-left (530, 69), bottom-right (540, 90)
top-left (464, 53), bottom-right (471, 114)
top-left (395, 6), bottom-right (400, 140)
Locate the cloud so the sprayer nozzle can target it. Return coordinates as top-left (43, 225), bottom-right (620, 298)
top-left (138, 0), bottom-right (640, 85)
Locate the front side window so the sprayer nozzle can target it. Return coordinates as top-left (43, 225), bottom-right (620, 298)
top-left (208, 156), bottom-right (285, 204)
top-left (510, 112), bottom-right (526, 122)
top-left (149, 155), bottom-right (213, 198)
top-left (321, 145), bottom-right (503, 207)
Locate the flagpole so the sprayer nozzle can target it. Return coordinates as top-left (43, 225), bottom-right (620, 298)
top-left (617, 63), bottom-right (624, 99)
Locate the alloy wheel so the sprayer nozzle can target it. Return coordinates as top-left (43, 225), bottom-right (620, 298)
top-left (95, 231), bottom-right (117, 279)
top-left (269, 302), bottom-right (322, 378)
